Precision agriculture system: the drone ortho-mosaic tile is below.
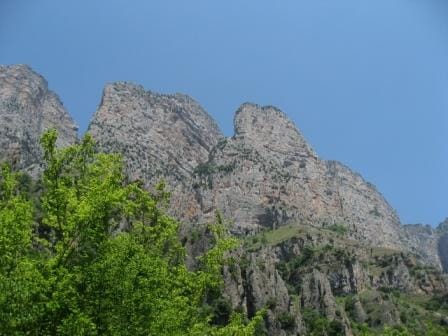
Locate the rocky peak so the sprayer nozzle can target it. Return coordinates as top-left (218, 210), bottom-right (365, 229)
top-left (233, 103), bottom-right (317, 159)
top-left (88, 82), bottom-right (222, 186)
top-left (0, 64), bottom-right (78, 174)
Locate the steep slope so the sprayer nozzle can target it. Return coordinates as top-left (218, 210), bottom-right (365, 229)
top-left (1, 65), bottom-right (447, 335)
top-left (221, 225), bottom-right (448, 335)
top-left (88, 82), bottom-right (222, 187)
top-left (190, 103), bottom-right (402, 250)
top-left (0, 64), bottom-right (78, 174)
top-left (400, 218), bottom-right (448, 272)
top-left (88, 91), bottom-right (404, 250)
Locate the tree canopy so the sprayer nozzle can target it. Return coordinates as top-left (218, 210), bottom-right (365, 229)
top-left (0, 130), bottom-right (262, 335)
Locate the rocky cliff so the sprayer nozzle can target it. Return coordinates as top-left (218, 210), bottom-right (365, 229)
top-left (88, 90), bottom-right (405, 251)
top-left (0, 65), bottom-right (78, 175)
top-left (88, 82), bottom-right (222, 187)
top-left (220, 225), bottom-right (448, 335)
top-left (187, 103), bottom-right (403, 250)
top-left (1, 65), bottom-right (447, 335)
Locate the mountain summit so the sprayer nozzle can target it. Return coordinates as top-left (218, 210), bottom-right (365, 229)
top-left (1, 65), bottom-right (447, 335)
top-left (0, 65), bottom-right (77, 175)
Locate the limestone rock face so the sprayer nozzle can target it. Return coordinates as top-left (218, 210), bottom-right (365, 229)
top-left (233, 103), bottom-right (317, 160)
top-left (438, 219), bottom-right (448, 272)
top-left (222, 247), bottom-right (304, 335)
top-left (88, 82), bottom-right (222, 187)
top-left (191, 103), bottom-right (402, 250)
top-left (0, 65), bottom-right (78, 174)
top-left (1, 65), bottom-right (447, 335)
top-left (87, 90), bottom-right (440, 260)
top-left (221, 230), bottom-right (448, 335)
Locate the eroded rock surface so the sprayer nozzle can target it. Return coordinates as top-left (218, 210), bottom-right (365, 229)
top-left (0, 64), bottom-right (78, 174)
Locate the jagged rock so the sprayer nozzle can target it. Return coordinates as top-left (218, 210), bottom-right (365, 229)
top-left (401, 224), bottom-right (441, 269)
top-left (86, 82), bottom-right (443, 267)
top-left (301, 269), bottom-right (338, 319)
top-left (88, 82), bottom-right (222, 186)
top-left (400, 218), bottom-right (448, 272)
top-left (0, 64), bottom-right (78, 174)
top-left (87, 82), bottom-right (224, 226)
top-left (244, 248), bottom-right (290, 312)
top-left (2, 65), bottom-right (448, 335)
top-left (189, 103), bottom-right (403, 253)
top-left (351, 297), bottom-right (368, 323)
top-left (329, 260), bottom-right (370, 295)
top-left (438, 219), bottom-right (448, 272)
top-left (223, 247), bottom-right (305, 335)
top-left (234, 103), bottom-right (317, 161)
top-left (377, 258), bottom-right (414, 291)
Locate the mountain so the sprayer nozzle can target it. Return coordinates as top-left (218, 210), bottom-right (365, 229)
top-left (88, 82), bottom-right (222, 186)
top-left (1, 65), bottom-right (447, 335)
top-left (88, 82), bottom-right (431, 260)
top-left (0, 65), bottom-right (77, 175)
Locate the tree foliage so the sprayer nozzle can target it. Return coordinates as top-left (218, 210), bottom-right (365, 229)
top-left (0, 130), bottom-right (262, 335)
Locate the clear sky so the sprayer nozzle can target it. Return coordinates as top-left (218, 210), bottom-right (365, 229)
top-left (1, 0), bottom-right (447, 226)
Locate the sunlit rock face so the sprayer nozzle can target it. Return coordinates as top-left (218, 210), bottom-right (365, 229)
top-left (88, 82), bottom-right (223, 187)
top-left (0, 64), bottom-right (78, 175)
top-left (1, 64), bottom-right (444, 271)
top-left (2, 64), bottom-right (448, 335)
top-left (187, 103), bottom-right (403, 249)
top-left (90, 91), bottom-right (405, 252)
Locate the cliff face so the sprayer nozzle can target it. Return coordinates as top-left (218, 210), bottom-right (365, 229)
top-left (400, 219), bottom-right (448, 272)
top-left (221, 225), bottom-right (448, 335)
top-left (88, 82), bottom-right (222, 187)
top-left (188, 103), bottom-right (402, 250)
top-left (1, 65), bottom-right (442, 266)
top-left (88, 91), bottom-right (404, 251)
top-left (1, 65), bottom-right (447, 335)
top-left (0, 65), bottom-right (78, 175)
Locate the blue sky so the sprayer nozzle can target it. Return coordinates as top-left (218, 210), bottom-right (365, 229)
top-left (1, 0), bottom-right (447, 226)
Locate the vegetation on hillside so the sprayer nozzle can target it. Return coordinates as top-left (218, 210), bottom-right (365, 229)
top-left (0, 130), bottom-right (262, 335)
top-left (0, 130), bottom-right (447, 335)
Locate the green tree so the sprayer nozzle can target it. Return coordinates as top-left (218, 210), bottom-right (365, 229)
top-left (0, 130), bottom-right (262, 335)
top-left (0, 164), bottom-right (47, 333)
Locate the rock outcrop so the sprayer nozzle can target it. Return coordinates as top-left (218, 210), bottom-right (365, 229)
top-left (87, 82), bottom-right (224, 225)
top-left (1, 64), bottom-right (446, 335)
top-left (221, 226), bottom-right (448, 335)
top-left (0, 64), bottom-right (78, 175)
top-left (88, 82), bottom-right (222, 187)
top-left (188, 103), bottom-right (402, 250)
top-left (86, 82), bottom-right (442, 267)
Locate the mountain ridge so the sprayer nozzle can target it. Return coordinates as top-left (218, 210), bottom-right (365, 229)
top-left (0, 64), bottom-right (444, 268)
top-left (1, 64), bottom-right (447, 335)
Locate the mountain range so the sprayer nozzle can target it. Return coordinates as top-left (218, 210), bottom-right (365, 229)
top-left (1, 64), bottom-right (447, 335)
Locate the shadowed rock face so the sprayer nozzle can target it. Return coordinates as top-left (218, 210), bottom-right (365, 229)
top-left (400, 218), bottom-right (448, 272)
top-left (438, 219), bottom-right (448, 272)
top-left (0, 64), bottom-right (78, 175)
top-left (401, 224), bottom-right (442, 269)
top-left (438, 234), bottom-right (448, 272)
